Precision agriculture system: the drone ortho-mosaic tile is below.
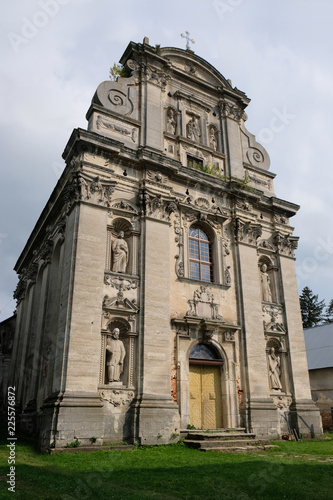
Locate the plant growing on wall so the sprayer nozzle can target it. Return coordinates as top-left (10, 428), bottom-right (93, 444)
top-left (109, 63), bottom-right (129, 81)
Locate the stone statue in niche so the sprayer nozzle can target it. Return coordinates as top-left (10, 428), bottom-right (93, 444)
top-left (166, 108), bottom-right (177, 134)
top-left (106, 328), bottom-right (126, 383)
top-left (260, 263), bottom-right (272, 302)
top-left (187, 116), bottom-right (201, 143)
top-left (209, 127), bottom-right (217, 151)
top-left (268, 347), bottom-right (282, 390)
top-left (112, 231), bottom-right (128, 273)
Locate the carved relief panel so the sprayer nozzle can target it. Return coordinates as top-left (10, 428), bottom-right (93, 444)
top-left (186, 115), bottom-right (201, 144)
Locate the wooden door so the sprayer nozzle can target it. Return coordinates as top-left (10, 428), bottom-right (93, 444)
top-left (189, 364), bottom-right (223, 429)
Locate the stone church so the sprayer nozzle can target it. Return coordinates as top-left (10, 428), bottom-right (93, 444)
top-left (7, 37), bottom-right (322, 449)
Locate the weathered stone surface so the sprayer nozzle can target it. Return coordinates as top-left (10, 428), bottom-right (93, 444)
top-left (5, 38), bottom-right (322, 449)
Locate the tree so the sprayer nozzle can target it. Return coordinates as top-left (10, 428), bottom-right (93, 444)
top-left (299, 287), bottom-right (325, 329)
top-left (324, 299), bottom-right (333, 323)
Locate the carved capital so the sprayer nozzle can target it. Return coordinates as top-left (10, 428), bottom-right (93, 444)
top-left (220, 101), bottom-right (244, 122)
top-left (146, 65), bottom-right (171, 90)
top-left (14, 278), bottom-right (27, 304)
top-left (234, 218), bottom-right (262, 245)
top-left (223, 331), bottom-right (235, 342)
top-left (274, 232), bottom-right (299, 257)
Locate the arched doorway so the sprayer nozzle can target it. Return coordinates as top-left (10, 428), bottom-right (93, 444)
top-left (189, 343), bottom-right (223, 429)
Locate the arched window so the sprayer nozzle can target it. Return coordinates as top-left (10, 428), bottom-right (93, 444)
top-left (189, 343), bottom-right (223, 365)
top-left (189, 226), bottom-right (213, 282)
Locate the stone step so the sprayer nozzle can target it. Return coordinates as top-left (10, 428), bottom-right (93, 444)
top-left (184, 432), bottom-right (257, 441)
top-left (200, 444), bottom-right (279, 453)
top-left (184, 438), bottom-right (266, 449)
top-left (49, 444), bottom-right (134, 454)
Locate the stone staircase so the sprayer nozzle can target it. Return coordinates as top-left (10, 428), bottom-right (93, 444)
top-left (182, 429), bottom-right (278, 453)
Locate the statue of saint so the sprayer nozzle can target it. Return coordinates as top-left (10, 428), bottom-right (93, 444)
top-left (112, 231), bottom-right (128, 273)
top-left (106, 328), bottom-right (126, 383)
top-left (187, 117), bottom-right (200, 143)
top-left (268, 347), bottom-right (282, 390)
top-left (167, 109), bottom-right (177, 134)
top-left (261, 263), bottom-right (272, 302)
top-left (209, 127), bottom-right (217, 151)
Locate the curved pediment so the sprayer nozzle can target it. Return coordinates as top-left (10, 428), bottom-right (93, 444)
top-left (160, 47), bottom-right (249, 102)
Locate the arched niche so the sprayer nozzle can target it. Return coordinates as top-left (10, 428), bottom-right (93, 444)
top-left (165, 106), bottom-right (177, 135)
top-left (100, 317), bottom-right (135, 388)
top-left (258, 255), bottom-right (278, 304)
top-left (266, 338), bottom-right (287, 393)
top-left (108, 218), bottom-right (137, 276)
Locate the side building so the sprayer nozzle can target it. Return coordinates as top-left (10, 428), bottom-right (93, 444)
top-left (7, 38), bottom-right (322, 449)
top-left (304, 324), bottom-right (333, 430)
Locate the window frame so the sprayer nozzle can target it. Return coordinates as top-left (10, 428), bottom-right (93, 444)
top-left (188, 225), bottom-right (214, 283)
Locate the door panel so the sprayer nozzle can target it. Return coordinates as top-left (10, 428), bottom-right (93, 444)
top-left (201, 366), bottom-right (222, 428)
top-left (189, 365), bottom-right (202, 429)
top-left (189, 365), bottom-right (223, 429)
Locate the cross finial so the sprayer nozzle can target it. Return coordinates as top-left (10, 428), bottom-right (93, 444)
top-left (181, 31), bottom-right (195, 51)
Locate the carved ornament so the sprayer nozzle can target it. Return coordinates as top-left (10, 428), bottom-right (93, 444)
top-left (176, 324), bottom-right (191, 338)
top-left (212, 205), bottom-right (229, 217)
top-left (274, 214), bottom-right (288, 225)
top-left (223, 331), bottom-right (235, 342)
top-left (262, 304), bottom-right (286, 334)
top-left (221, 101), bottom-right (244, 122)
top-left (64, 173), bottom-right (116, 208)
top-left (234, 219), bottom-right (262, 245)
top-left (274, 232), bottom-right (299, 257)
top-left (104, 275), bottom-right (139, 290)
top-left (100, 389), bottom-right (135, 407)
top-left (147, 170), bottom-right (169, 184)
top-left (110, 199), bottom-right (138, 214)
top-left (96, 115), bottom-right (138, 143)
top-left (195, 197), bottom-right (210, 210)
top-left (186, 286), bottom-right (223, 321)
top-left (224, 266), bottom-right (231, 286)
top-left (244, 170), bottom-right (271, 189)
top-left (236, 199), bottom-right (253, 212)
top-left (258, 239), bottom-right (276, 252)
top-left (272, 395), bottom-right (292, 410)
top-left (146, 65), bottom-right (170, 90)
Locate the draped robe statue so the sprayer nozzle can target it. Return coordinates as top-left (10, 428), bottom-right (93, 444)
top-left (112, 231), bottom-right (128, 273)
top-left (106, 328), bottom-right (126, 382)
top-left (268, 347), bottom-right (282, 390)
top-left (261, 263), bottom-right (272, 302)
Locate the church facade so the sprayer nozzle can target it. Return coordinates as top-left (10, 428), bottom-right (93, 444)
top-left (8, 38), bottom-right (322, 449)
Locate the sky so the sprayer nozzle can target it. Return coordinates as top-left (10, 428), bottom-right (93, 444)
top-left (1, 0), bottom-right (333, 321)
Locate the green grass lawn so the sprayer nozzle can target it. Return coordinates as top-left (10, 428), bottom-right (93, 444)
top-left (0, 435), bottom-right (332, 500)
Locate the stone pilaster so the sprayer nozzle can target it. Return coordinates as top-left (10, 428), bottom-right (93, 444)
top-left (237, 241), bottom-right (279, 438)
top-left (136, 217), bottom-right (179, 444)
top-left (280, 256), bottom-right (323, 437)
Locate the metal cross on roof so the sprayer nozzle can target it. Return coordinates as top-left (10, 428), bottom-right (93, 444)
top-left (181, 31), bottom-right (195, 50)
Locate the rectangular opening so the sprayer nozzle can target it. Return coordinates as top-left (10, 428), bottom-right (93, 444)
top-left (187, 155), bottom-right (203, 171)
